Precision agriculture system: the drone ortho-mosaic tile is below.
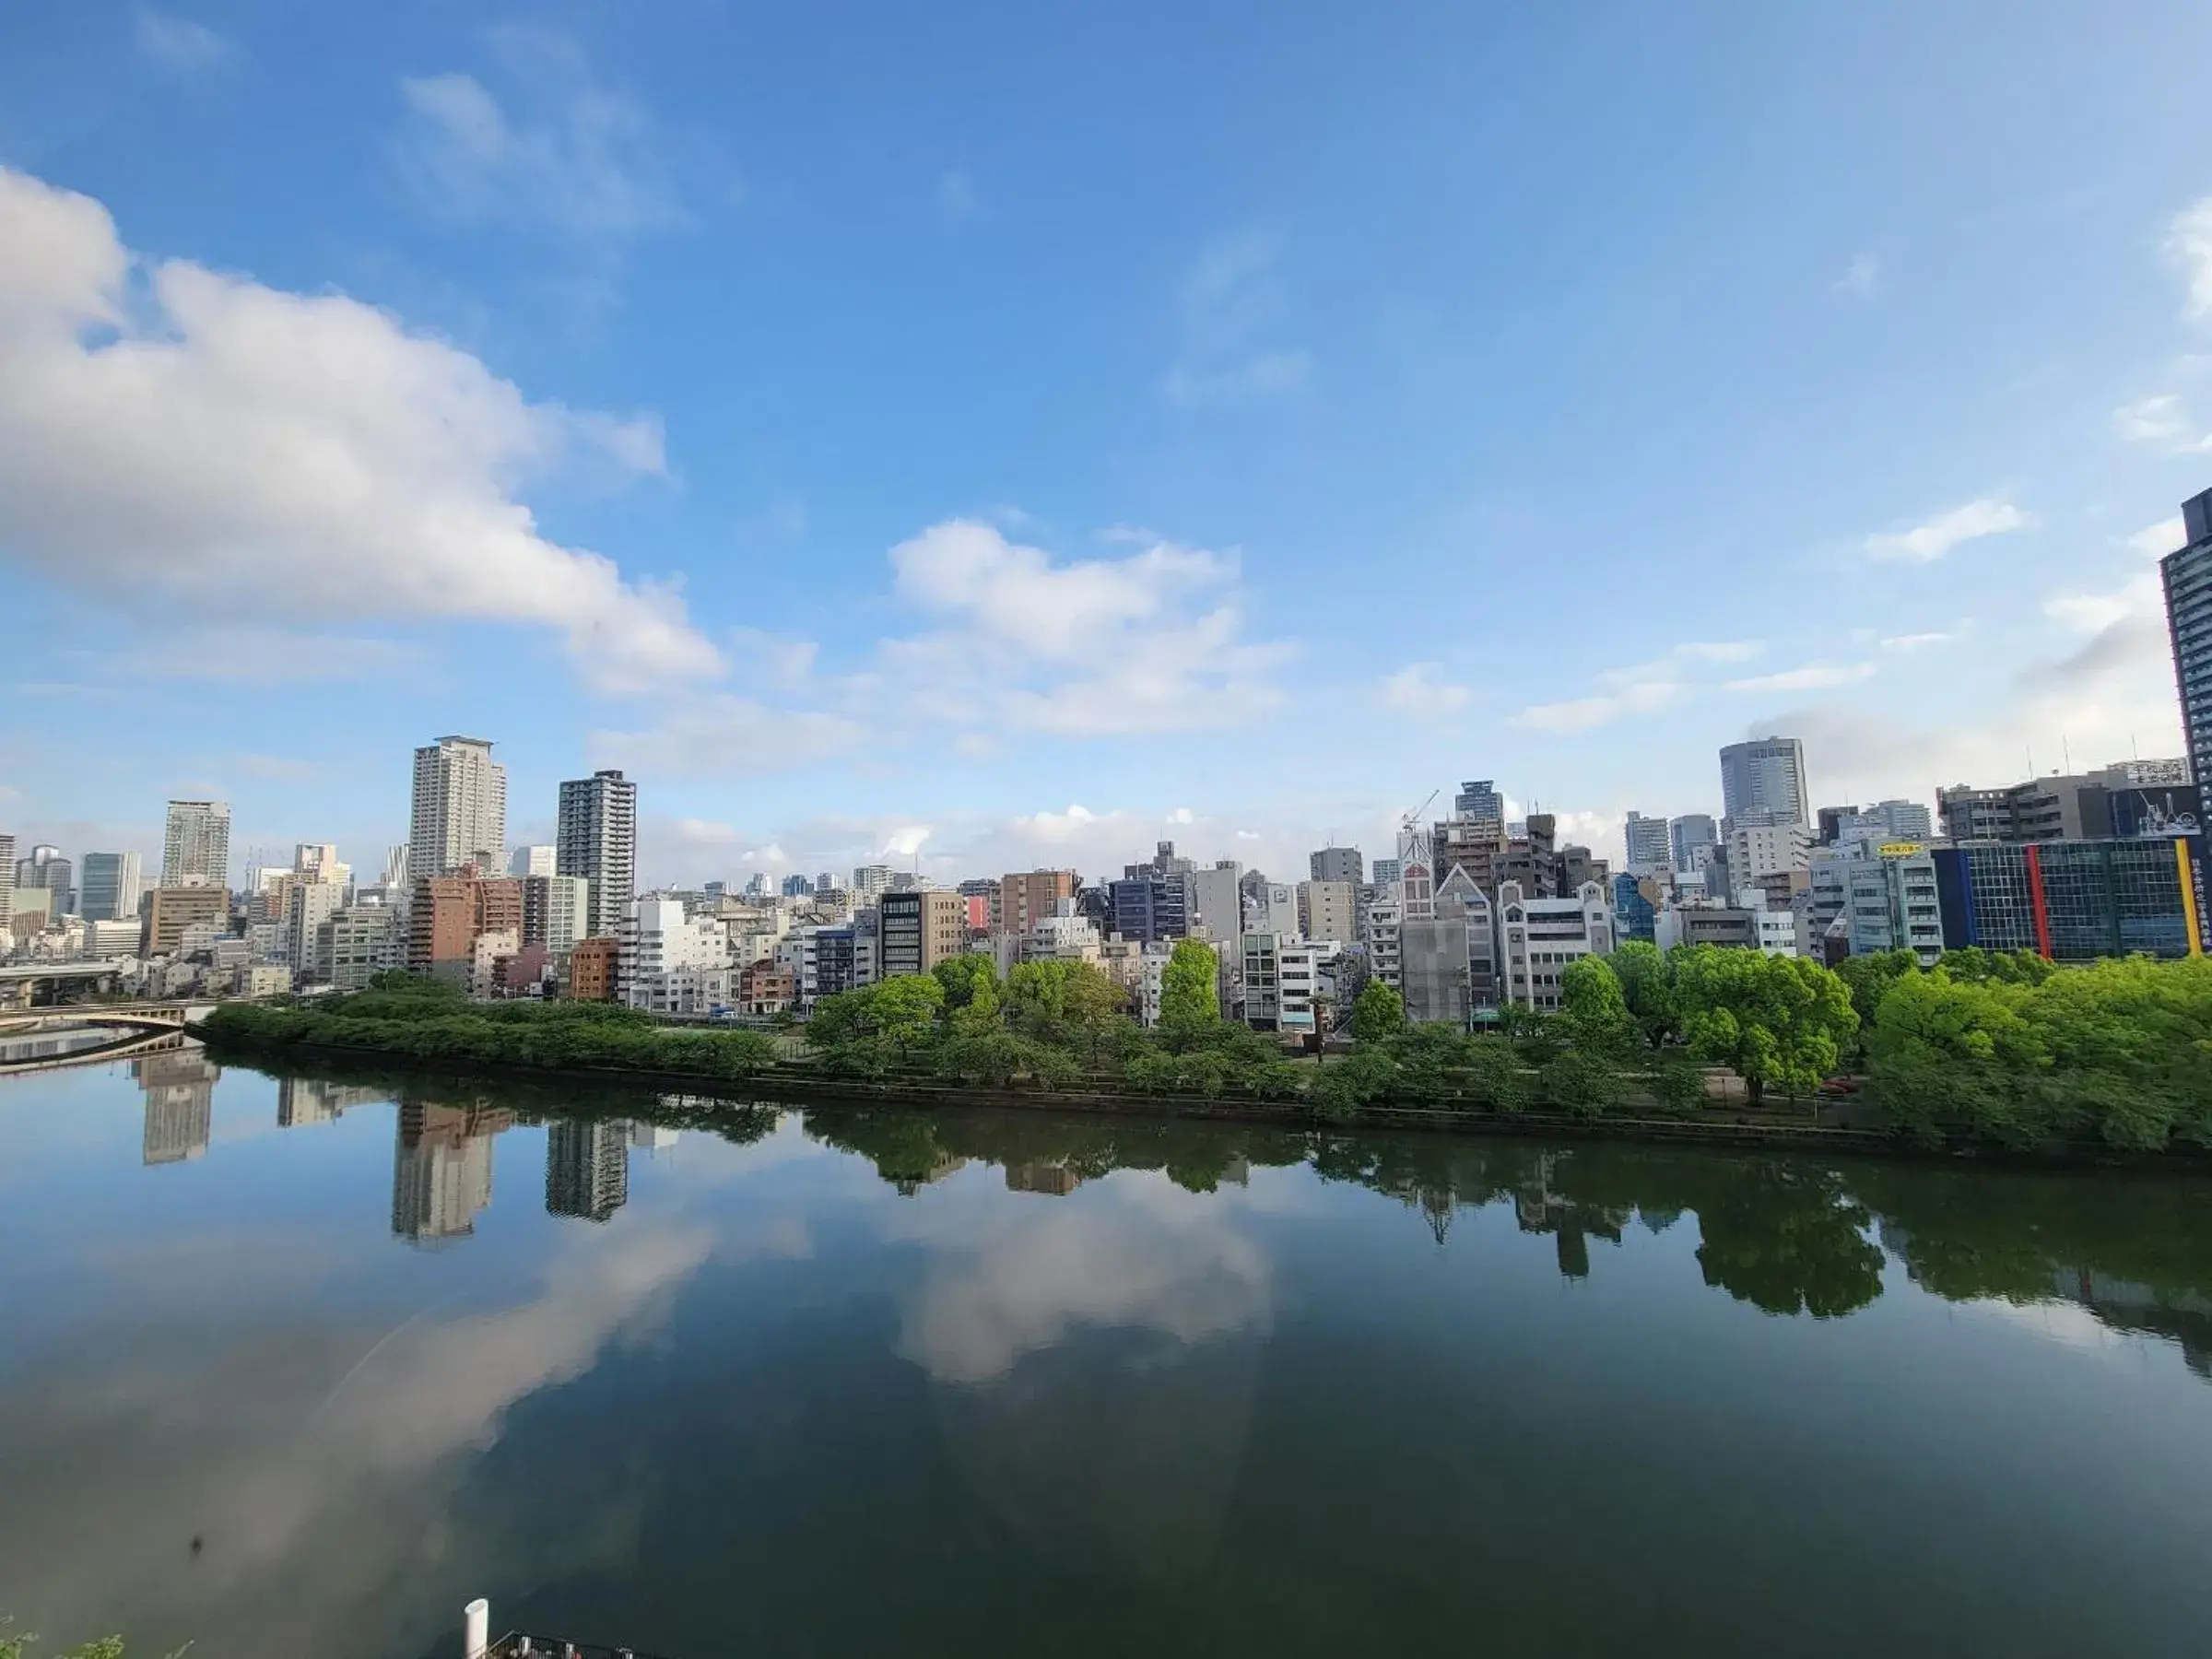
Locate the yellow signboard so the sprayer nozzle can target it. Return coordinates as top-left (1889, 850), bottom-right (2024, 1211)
top-left (1877, 841), bottom-right (1925, 859)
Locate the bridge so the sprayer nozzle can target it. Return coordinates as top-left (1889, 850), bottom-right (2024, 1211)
top-left (0, 1004), bottom-right (214, 1075)
top-left (0, 959), bottom-right (141, 1012)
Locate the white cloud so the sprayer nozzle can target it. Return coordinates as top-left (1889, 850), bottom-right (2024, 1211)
top-left (1864, 498), bottom-right (2036, 563)
top-left (674, 817), bottom-right (741, 845)
top-left (1724, 661), bottom-right (1877, 693)
top-left (1675, 639), bottom-right (1766, 664)
top-left (2042, 571), bottom-right (2161, 635)
top-left (1831, 253), bottom-right (1882, 299)
top-left (135, 9), bottom-right (232, 72)
top-left (1878, 631), bottom-right (1951, 652)
top-left (743, 841), bottom-right (790, 866)
top-left (394, 29), bottom-right (688, 239)
top-left (1164, 227), bottom-right (1311, 405)
top-left (593, 695), bottom-right (862, 776)
top-left (0, 166), bottom-right (719, 696)
top-left (2113, 394), bottom-right (2189, 444)
top-left (1380, 662), bottom-right (1472, 717)
top-left (2131, 516), bottom-right (2184, 558)
top-left (880, 824), bottom-right (933, 860)
top-left (1512, 678), bottom-right (1680, 734)
top-left (1013, 804), bottom-right (1110, 842)
top-left (2166, 196), bottom-right (2212, 318)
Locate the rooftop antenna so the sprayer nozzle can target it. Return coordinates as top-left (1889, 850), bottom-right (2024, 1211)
top-left (2062, 734), bottom-right (2072, 773)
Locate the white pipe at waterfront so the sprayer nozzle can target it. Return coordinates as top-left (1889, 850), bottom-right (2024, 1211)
top-left (465, 1597), bottom-right (489, 1659)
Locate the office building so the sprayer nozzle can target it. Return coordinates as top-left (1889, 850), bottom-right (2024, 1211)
top-left (782, 872), bottom-right (815, 898)
top-left (999, 869), bottom-right (1078, 933)
top-left (2163, 488), bottom-right (2212, 823)
top-left (0, 833), bottom-right (14, 912)
top-left (1841, 843), bottom-right (1945, 965)
top-left (879, 888), bottom-right (966, 977)
top-left (161, 800), bottom-right (231, 888)
top-left (143, 885), bottom-right (229, 957)
top-left (1108, 875), bottom-right (1189, 944)
top-left (407, 871), bottom-right (523, 982)
top-left (1310, 845), bottom-right (1363, 886)
top-left (14, 846), bottom-right (73, 916)
top-left (1938, 763), bottom-right (2199, 843)
top-left (1399, 864), bottom-right (1496, 1024)
top-left (566, 936), bottom-right (620, 1002)
top-left (316, 905), bottom-right (403, 991)
top-left (509, 845), bottom-right (557, 879)
top-left (1622, 812), bottom-right (1671, 872)
top-left (1669, 813), bottom-right (1719, 871)
top-left (285, 877), bottom-right (349, 980)
top-left (1371, 856), bottom-right (1402, 890)
top-left (1298, 878), bottom-right (1358, 945)
top-left (555, 768), bottom-right (636, 939)
top-left (1453, 780), bottom-right (1506, 838)
top-left (76, 852), bottom-right (141, 923)
top-left (409, 736), bottom-right (507, 879)
top-left (1495, 880), bottom-right (1615, 1011)
top-left (1241, 934), bottom-right (1338, 1033)
top-left (1188, 862), bottom-right (1243, 945)
top-left (1719, 737), bottom-right (1810, 829)
top-left (522, 873), bottom-right (592, 959)
top-left (1724, 814), bottom-right (1813, 900)
top-left (620, 895), bottom-right (731, 1013)
top-left (546, 1119), bottom-right (629, 1223)
top-left (1433, 814), bottom-right (1506, 895)
top-left (1933, 838), bottom-right (2206, 961)
top-left (852, 865), bottom-right (892, 898)
top-left (1612, 873), bottom-right (1658, 944)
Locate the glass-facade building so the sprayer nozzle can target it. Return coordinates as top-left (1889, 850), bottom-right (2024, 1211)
top-left (1931, 839), bottom-right (2206, 961)
top-left (1611, 873), bottom-right (1656, 944)
top-left (2163, 489), bottom-right (2212, 826)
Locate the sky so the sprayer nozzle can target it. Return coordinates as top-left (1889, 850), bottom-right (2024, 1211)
top-left (5, 1), bottom-right (2212, 888)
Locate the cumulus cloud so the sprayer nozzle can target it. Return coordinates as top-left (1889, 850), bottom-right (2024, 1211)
top-left (2113, 394), bottom-right (2190, 444)
top-left (2166, 196), bottom-right (2212, 318)
top-left (593, 695), bottom-right (862, 777)
top-left (0, 166), bottom-right (720, 695)
top-left (1508, 640), bottom-right (1761, 733)
top-left (1379, 662), bottom-right (1472, 717)
top-left (2131, 516), bottom-right (2185, 558)
top-left (1865, 498), bottom-right (2036, 563)
top-left (393, 29), bottom-right (688, 239)
top-left (1878, 631), bottom-right (1951, 652)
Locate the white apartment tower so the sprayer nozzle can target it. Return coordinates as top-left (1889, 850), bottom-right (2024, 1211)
top-left (409, 736), bottom-right (507, 879)
top-left (557, 769), bottom-right (637, 940)
top-left (162, 800), bottom-right (232, 888)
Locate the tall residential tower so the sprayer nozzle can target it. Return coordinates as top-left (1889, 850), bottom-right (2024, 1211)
top-left (409, 736), bottom-right (507, 880)
top-left (557, 769), bottom-right (637, 940)
top-left (161, 800), bottom-right (231, 888)
top-left (2163, 488), bottom-right (2212, 823)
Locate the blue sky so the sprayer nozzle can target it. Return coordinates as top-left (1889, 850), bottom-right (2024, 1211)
top-left (5, 1), bottom-right (2212, 886)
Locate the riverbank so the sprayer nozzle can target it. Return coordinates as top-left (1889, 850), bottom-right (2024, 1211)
top-left (192, 1026), bottom-right (2211, 1171)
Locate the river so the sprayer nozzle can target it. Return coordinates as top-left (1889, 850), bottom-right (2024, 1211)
top-left (2, 1049), bottom-right (2208, 1658)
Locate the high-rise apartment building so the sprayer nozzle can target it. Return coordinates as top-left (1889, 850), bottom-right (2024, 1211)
top-left (852, 865), bottom-right (892, 898)
top-left (1622, 812), bottom-right (1671, 871)
top-left (161, 800), bottom-right (231, 888)
top-left (509, 845), bottom-right (557, 879)
top-left (409, 737), bottom-right (507, 880)
top-left (1298, 879), bottom-right (1358, 945)
top-left (1309, 845), bottom-right (1363, 886)
top-left (15, 846), bottom-right (73, 916)
top-left (407, 871), bottom-right (522, 982)
top-left (522, 874), bottom-right (592, 959)
top-left (2164, 488), bottom-right (2212, 823)
top-left (999, 869), bottom-right (1078, 934)
top-left (143, 885), bottom-right (229, 957)
top-left (556, 769), bottom-right (636, 938)
top-left (1719, 737), bottom-right (1809, 829)
top-left (0, 834), bottom-right (14, 912)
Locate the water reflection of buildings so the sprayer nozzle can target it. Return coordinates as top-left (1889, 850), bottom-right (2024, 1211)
top-left (546, 1120), bottom-right (630, 1222)
top-left (1512, 1153), bottom-right (1628, 1278)
top-left (135, 1048), bottom-right (218, 1167)
top-left (276, 1077), bottom-right (387, 1128)
top-left (391, 1098), bottom-right (515, 1242)
top-left (1005, 1160), bottom-right (1083, 1197)
top-left (897, 1155), bottom-right (968, 1197)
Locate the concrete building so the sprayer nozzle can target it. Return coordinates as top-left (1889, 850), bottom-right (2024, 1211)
top-left (1432, 815), bottom-right (1506, 896)
top-left (1017, 900), bottom-right (1104, 968)
top-left (522, 874), bottom-right (592, 959)
top-left (1842, 843), bottom-right (1945, 966)
top-left (879, 888), bottom-right (965, 978)
top-left (1938, 763), bottom-right (2200, 844)
top-left (1622, 812), bottom-right (1671, 872)
top-left (1309, 845), bottom-right (1363, 886)
top-left (509, 845), bottom-right (557, 878)
top-left (83, 918), bottom-right (142, 957)
top-left (1669, 813), bottom-right (1718, 870)
top-left (317, 905), bottom-right (403, 991)
top-left (13, 847), bottom-right (73, 917)
top-left (1361, 889), bottom-right (1403, 993)
top-left (852, 865), bottom-right (892, 898)
top-left (1241, 933), bottom-right (1339, 1033)
top-left (76, 852), bottom-right (142, 923)
top-left (999, 869), bottom-right (1078, 934)
top-left (557, 769), bottom-right (637, 940)
top-left (161, 800), bottom-right (231, 888)
top-left (1495, 880), bottom-right (1614, 1011)
top-left (391, 1100), bottom-right (511, 1241)
top-left (410, 737), bottom-right (507, 879)
top-left (143, 885), bottom-right (229, 957)
top-left (1818, 800), bottom-right (1934, 846)
top-left (621, 896), bottom-right (731, 1012)
top-left (1399, 864), bottom-right (1497, 1025)
top-left (1188, 862), bottom-right (1243, 945)
top-left (566, 936), bottom-right (620, 1002)
top-left (1724, 814), bottom-right (1813, 901)
top-left (737, 957), bottom-right (797, 1015)
top-left (1934, 837), bottom-right (2206, 961)
top-left (1108, 875), bottom-right (1188, 944)
top-left (1719, 737), bottom-right (1809, 829)
top-left (1653, 906), bottom-right (1759, 951)
top-left (407, 872), bottom-right (523, 983)
top-left (1298, 878), bottom-right (1358, 947)
top-left (285, 877), bottom-right (348, 980)
top-left (2163, 488), bottom-right (2212, 824)
top-left (547, 1120), bottom-right (629, 1223)
top-left (1452, 780), bottom-right (1506, 839)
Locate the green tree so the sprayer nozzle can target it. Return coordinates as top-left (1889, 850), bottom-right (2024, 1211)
top-left (869, 973), bottom-right (947, 1053)
top-left (932, 952), bottom-right (1001, 1013)
top-left (1832, 948), bottom-right (1920, 1033)
top-left (1157, 938), bottom-right (1222, 1040)
top-left (1559, 956), bottom-right (1636, 1056)
top-left (1607, 939), bottom-right (1679, 1050)
top-left (1348, 979), bottom-right (1406, 1044)
top-left (1673, 947), bottom-right (1857, 1111)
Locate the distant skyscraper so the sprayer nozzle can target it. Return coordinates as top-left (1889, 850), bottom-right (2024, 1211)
top-left (1669, 813), bottom-right (1718, 868)
top-left (1310, 845), bottom-right (1363, 885)
top-left (77, 851), bottom-right (143, 922)
top-left (2162, 488), bottom-right (2212, 823)
top-left (509, 844), bottom-right (557, 878)
top-left (852, 865), bottom-right (892, 898)
top-left (546, 1119), bottom-right (630, 1222)
top-left (383, 844), bottom-right (411, 888)
top-left (1453, 780), bottom-right (1505, 836)
top-left (0, 833), bottom-right (15, 912)
top-left (1622, 813), bottom-right (1670, 871)
top-left (14, 845), bottom-right (73, 915)
top-left (781, 872), bottom-right (814, 897)
top-left (162, 800), bottom-right (231, 888)
top-left (557, 769), bottom-right (636, 939)
top-left (817, 871), bottom-right (838, 894)
top-left (409, 736), bottom-right (507, 879)
top-left (1371, 856), bottom-right (1402, 890)
top-left (1718, 737), bottom-right (1809, 828)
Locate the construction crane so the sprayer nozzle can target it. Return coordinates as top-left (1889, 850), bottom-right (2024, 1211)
top-left (1400, 787), bottom-right (1440, 832)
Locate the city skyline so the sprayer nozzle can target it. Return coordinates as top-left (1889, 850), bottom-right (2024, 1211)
top-left (5, 8), bottom-right (2212, 886)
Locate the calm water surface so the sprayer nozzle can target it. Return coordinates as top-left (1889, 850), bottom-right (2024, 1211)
top-left (4, 1048), bottom-right (2211, 1658)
